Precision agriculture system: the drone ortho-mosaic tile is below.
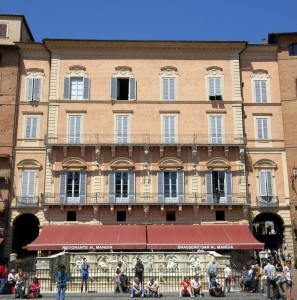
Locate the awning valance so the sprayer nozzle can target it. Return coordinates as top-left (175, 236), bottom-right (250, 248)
top-left (26, 225), bottom-right (146, 251)
top-left (146, 224), bottom-right (264, 250)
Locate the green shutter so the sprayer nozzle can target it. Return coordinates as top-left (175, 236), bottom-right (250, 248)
top-left (63, 77), bottom-right (71, 100)
top-left (129, 77), bottom-right (136, 100)
top-left (26, 78), bottom-right (34, 101)
top-left (83, 77), bottom-right (90, 100)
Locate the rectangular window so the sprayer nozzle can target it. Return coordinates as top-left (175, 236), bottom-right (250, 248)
top-left (0, 24), bottom-right (7, 38)
top-left (205, 170), bottom-right (232, 203)
top-left (108, 170), bottom-right (135, 203)
top-left (259, 170), bottom-right (273, 203)
top-left (110, 77), bottom-right (136, 101)
top-left (163, 116), bottom-right (176, 143)
top-left (256, 118), bottom-right (269, 139)
top-left (69, 115), bottom-right (81, 143)
top-left (158, 170), bottom-right (184, 203)
top-left (254, 80), bottom-right (268, 103)
top-left (210, 116), bottom-right (222, 143)
top-left (216, 210), bottom-right (225, 221)
top-left (63, 77), bottom-right (90, 100)
top-left (25, 117), bottom-right (38, 139)
top-left (166, 211), bottom-right (176, 222)
top-left (162, 78), bottom-right (176, 100)
top-left (20, 171), bottom-right (36, 201)
top-left (208, 77), bottom-right (222, 100)
top-left (117, 211), bottom-right (126, 222)
top-left (67, 211), bottom-right (77, 221)
top-left (116, 115), bottom-right (128, 143)
top-left (26, 78), bottom-right (41, 101)
top-left (59, 170), bottom-right (87, 204)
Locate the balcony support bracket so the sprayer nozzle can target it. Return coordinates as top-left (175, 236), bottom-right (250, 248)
top-left (178, 205), bottom-right (182, 214)
top-left (191, 146), bottom-right (198, 162)
top-left (128, 146), bottom-right (133, 157)
top-left (110, 205), bottom-right (114, 215)
top-left (224, 146), bottom-right (229, 157)
top-left (239, 146), bottom-right (245, 161)
top-left (160, 146), bottom-right (164, 157)
top-left (128, 205), bottom-right (132, 215)
top-left (208, 146), bottom-right (212, 157)
top-left (160, 205), bottom-right (164, 215)
top-left (143, 205), bottom-right (149, 219)
top-left (177, 146), bottom-right (181, 157)
top-left (81, 146), bottom-right (85, 157)
top-left (59, 205), bottom-right (64, 211)
top-left (193, 205), bottom-right (199, 218)
top-left (111, 146), bottom-right (116, 158)
top-left (63, 146), bottom-right (67, 157)
top-left (95, 146), bottom-right (101, 163)
top-left (93, 206), bottom-right (99, 219)
top-left (47, 147), bottom-right (52, 160)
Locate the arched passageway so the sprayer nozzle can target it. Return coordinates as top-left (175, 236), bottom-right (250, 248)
top-left (12, 214), bottom-right (39, 257)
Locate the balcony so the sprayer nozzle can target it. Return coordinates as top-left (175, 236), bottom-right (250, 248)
top-left (41, 192), bottom-right (249, 206)
top-left (0, 169), bottom-right (10, 179)
top-left (256, 196), bottom-right (279, 207)
top-left (16, 196), bottom-right (40, 207)
top-left (45, 134), bottom-right (246, 147)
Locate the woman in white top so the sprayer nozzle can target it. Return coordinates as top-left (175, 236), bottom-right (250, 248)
top-left (283, 259), bottom-right (293, 300)
top-left (223, 263), bottom-right (232, 293)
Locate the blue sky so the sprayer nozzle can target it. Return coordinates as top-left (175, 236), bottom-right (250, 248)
top-left (1, 0), bottom-right (297, 43)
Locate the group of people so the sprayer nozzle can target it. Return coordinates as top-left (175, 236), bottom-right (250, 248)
top-left (179, 275), bottom-right (204, 298)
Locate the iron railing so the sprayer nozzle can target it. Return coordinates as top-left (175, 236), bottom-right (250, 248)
top-left (45, 134), bottom-right (246, 146)
top-left (22, 268), bottom-right (243, 292)
top-left (16, 196), bottom-right (39, 207)
top-left (256, 196), bottom-right (279, 207)
top-left (41, 192), bottom-right (249, 206)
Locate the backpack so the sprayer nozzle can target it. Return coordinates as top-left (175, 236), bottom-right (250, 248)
top-left (269, 268), bottom-right (277, 281)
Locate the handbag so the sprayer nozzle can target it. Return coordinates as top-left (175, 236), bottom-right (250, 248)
top-left (227, 274), bottom-right (232, 280)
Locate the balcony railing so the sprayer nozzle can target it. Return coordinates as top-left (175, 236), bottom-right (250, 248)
top-left (45, 134), bottom-right (246, 146)
top-left (0, 169), bottom-right (10, 178)
top-left (256, 196), bottom-right (279, 207)
top-left (16, 196), bottom-right (39, 207)
top-left (41, 192), bottom-right (248, 206)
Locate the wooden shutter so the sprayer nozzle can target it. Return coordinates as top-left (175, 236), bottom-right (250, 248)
top-left (32, 78), bottom-right (41, 101)
top-left (27, 171), bottom-right (36, 200)
top-left (208, 78), bottom-right (215, 97)
top-left (110, 77), bottom-right (117, 100)
top-left (69, 116), bottom-right (81, 143)
top-left (255, 81), bottom-right (261, 102)
top-left (255, 80), bottom-right (267, 103)
top-left (79, 171), bottom-right (87, 203)
top-left (164, 116), bottom-right (175, 143)
top-left (169, 78), bottom-right (176, 100)
top-left (128, 171), bottom-right (135, 202)
top-left (177, 170), bottom-right (184, 202)
top-left (25, 117), bottom-right (32, 138)
top-left (59, 171), bottom-right (67, 203)
top-left (266, 171), bottom-right (273, 197)
top-left (210, 116), bottom-right (222, 143)
top-left (21, 171), bottom-right (29, 198)
top-left (157, 171), bottom-right (164, 203)
top-left (26, 78), bottom-right (34, 101)
top-left (162, 78), bottom-right (169, 100)
top-left (129, 77), bottom-right (136, 100)
top-left (214, 78), bottom-right (221, 96)
top-left (225, 171), bottom-right (232, 202)
top-left (83, 77), bottom-right (90, 100)
top-left (25, 117), bottom-right (37, 139)
top-left (21, 171), bottom-right (35, 203)
top-left (116, 116), bottom-right (128, 143)
top-left (108, 171), bottom-right (116, 202)
top-left (63, 77), bottom-right (71, 100)
top-left (205, 171), bottom-right (213, 202)
top-left (257, 118), bottom-right (268, 139)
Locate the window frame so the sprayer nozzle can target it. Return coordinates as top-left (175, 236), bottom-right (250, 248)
top-left (24, 116), bottom-right (39, 139)
top-left (0, 24), bottom-right (8, 38)
top-left (257, 169), bottom-right (276, 204)
top-left (25, 68), bottom-right (45, 102)
top-left (160, 66), bottom-right (179, 101)
top-left (209, 115), bottom-right (224, 144)
top-left (20, 170), bottom-right (36, 202)
top-left (250, 71), bottom-right (271, 103)
top-left (205, 67), bottom-right (224, 101)
top-left (255, 117), bottom-right (270, 140)
top-left (162, 115), bottom-right (177, 143)
top-left (289, 43), bottom-right (297, 56)
top-left (68, 114), bottom-right (83, 144)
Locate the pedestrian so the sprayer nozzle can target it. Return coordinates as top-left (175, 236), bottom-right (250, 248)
top-left (264, 259), bottom-right (277, 300)
top-left (283, 259), bottom-right (293, 300)
top-left (113, 269), bottom-right (123, 293)
top-left (56, 264), bottom-right (70, 300)
top-left (207, 259), bottom-right (217, 280)
top-left (134, 257), bottom-right (144, 284)
top-left (81, 257), bottom-right (90, 293)
top-left (223, 263), bottom-right (232, 293)
top-left (0, 261), bottom-right (8, 295)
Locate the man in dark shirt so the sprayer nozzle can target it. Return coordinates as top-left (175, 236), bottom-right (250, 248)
top-left (135, 257), bottom-right (144, 284)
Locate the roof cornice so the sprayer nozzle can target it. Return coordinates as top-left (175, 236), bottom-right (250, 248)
top-left (15, 42), bottom-right (47, 53)
top-left (241, 44), bottom-right (278, 57)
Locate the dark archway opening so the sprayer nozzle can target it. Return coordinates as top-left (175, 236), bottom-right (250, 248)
top-left (12, 214), bottom-right (39, 257)
top-left (253, 212), bottom-right (284, 250)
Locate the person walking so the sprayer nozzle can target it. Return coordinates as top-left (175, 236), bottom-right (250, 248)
top-left (81, 257), bottom-right (90, 293)
top-left (207, 259), bottom-right (217, 281)
top-left (223, 263), bottom-right (232, 293)
top-left (56, 264), bottom-right (70, 300)
top-left (0, 261), bottom-right (8, 295)
top-left (283, 259), bottom-right (293, 300)
top-left (134, 258), bottom-right (144, 285)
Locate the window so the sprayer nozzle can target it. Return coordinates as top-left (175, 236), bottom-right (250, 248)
top-left (63, 77), bottom-right (90, 100)
top-left (256, 118), bottom-right (269, 140)
top-left (0, 24), bottom-right (7, 38)
top-left (25, 117), bottom-right (38, 139)
top-left (205, 170), bottom-right (232, 203)
top-left (111, 77), bottom-right (136, 100)
top-left (59, 170), bottom-right (87, 204)
top-left (26, 78), bottom-right (41, 101)
top-left (116, 115), bottom-right (128, 143)
top-left (67, 211), bottom-right (77, 221)
top-left (163, 116), bottom-right (176, 143)
top-left (162, 78), bottom-right (176, 100)
top-left (259, 170), bottom-right (274, 203)
top-left (69, 115), bottom-right (81, 143)
top-left (208, 77), bottom-right (222, 100)
top-left (289, 43), bottom-right (297, 56)
top-left (109, 170), bottom-right (135, 203)
top-left (166, 211), bottom-right (176, 222)
top-left (216, 210), bottom-right (225, 221)
top-left (254, 80), bottom-right (268, 103)
top-left (117, 211), bottom-right (126, 222)
top-left (210, 116), bottom-right (223, 144)
top-left (20, 170), bottom-right (36, 201)
top-left (158, 170), bottom-right (184, 203)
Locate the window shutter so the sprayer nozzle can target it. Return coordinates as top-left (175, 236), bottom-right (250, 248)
top-left (69, 116), bottom-right (81, 143)
top-left (205, 171), bottom-right (213, 203)
top-left (83, 77), bottom-right (90, 100)
top-left (129, 77), bottom-right (136, 101)
top-left (169, 116), bottom-right (175, 143)
top-left (162, 78), bottom-right (169, 100)
top-left (216, 116), bottom-right (222, 143)
top-left (59, 171), bottom-right (67, 204)
top-left (63, 77), bottom-right (71, 100)
top-left (128, 170), bottom-right (135, 203)
top-left (25, 117), bottom-right (32, 138)
top-left (108, 171), bottom-right (116, 203)
top-left (214, 78), bottom-right (221, 95)
top-left (157, 171), bottom-right (164, 203)
top-left (110, 77), bottom-right (117, 100)
top-left (33, 78), bottom-right (41, 101)
top-left (225, 171), bottom-right (232, 202)
top-left (26, 78), bottom-right (34, 101)
top-left (208, 78), bottom-right (215, 97)
top-left (79, 171), bottom-right (87, 203)
top-left (21, 171), bottom-right (29, 198)
top-left (262, 119), bottom-right (268, 139)
top-left (261, 81), bottom-right (267, 102)
top-left (177, 170), bottom-right (184, 202)
top-left (259, 171), bottom-right (267, 202)
top-left (169, 78), bottom-right (176, 100)
top-left (31, 117), bottom-right (37, 138)
top-left (210, 116), bottom-right (222, 143)
top-left (28, 171), bottom-right (36, 200)
top-left (256, 119), bottom-right (263, 139)
top-left (116, 116), bottom-right (128, 143)
top-left (255, 81), bottom-right (261, 102)
top-left (21, 171), bottom-right (35, 202)
top-left (266, 171), bottom-right (273, 197)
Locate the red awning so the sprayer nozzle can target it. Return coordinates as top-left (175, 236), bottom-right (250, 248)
top-left (26, 225), bottom-right (146, 251)
top-left (147, 224), bottom-right (264, 250)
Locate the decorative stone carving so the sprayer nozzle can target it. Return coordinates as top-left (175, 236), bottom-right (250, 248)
top-left (114, 66), bottom-right (134, 76)
top-left (166, 255), bottom-right (178, 271)
top-left (97, 255), bottom-right (109, 271)
top-left (159, 66), bottom-right (179, 76)
top-left (188, 254), bottom-right (201, 270)
top-left (26, 68), bottom-right (45, 77)
top-left (67, 65), bottom-right (88, 76)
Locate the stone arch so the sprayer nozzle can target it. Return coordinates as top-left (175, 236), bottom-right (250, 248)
top-left (253, 159), bottom-right (277, 170)
top-left (61, 157), bottom-right (86, 165)
top-left (17, 159), bottom-right (42, 170)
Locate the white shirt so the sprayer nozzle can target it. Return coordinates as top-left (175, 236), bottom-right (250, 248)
top-left (224, 267), bottom-right (231, 278)
top-left (147, 280), bottom-right (159, 291)
top-left (191, 279), bottom-right (201, 289)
